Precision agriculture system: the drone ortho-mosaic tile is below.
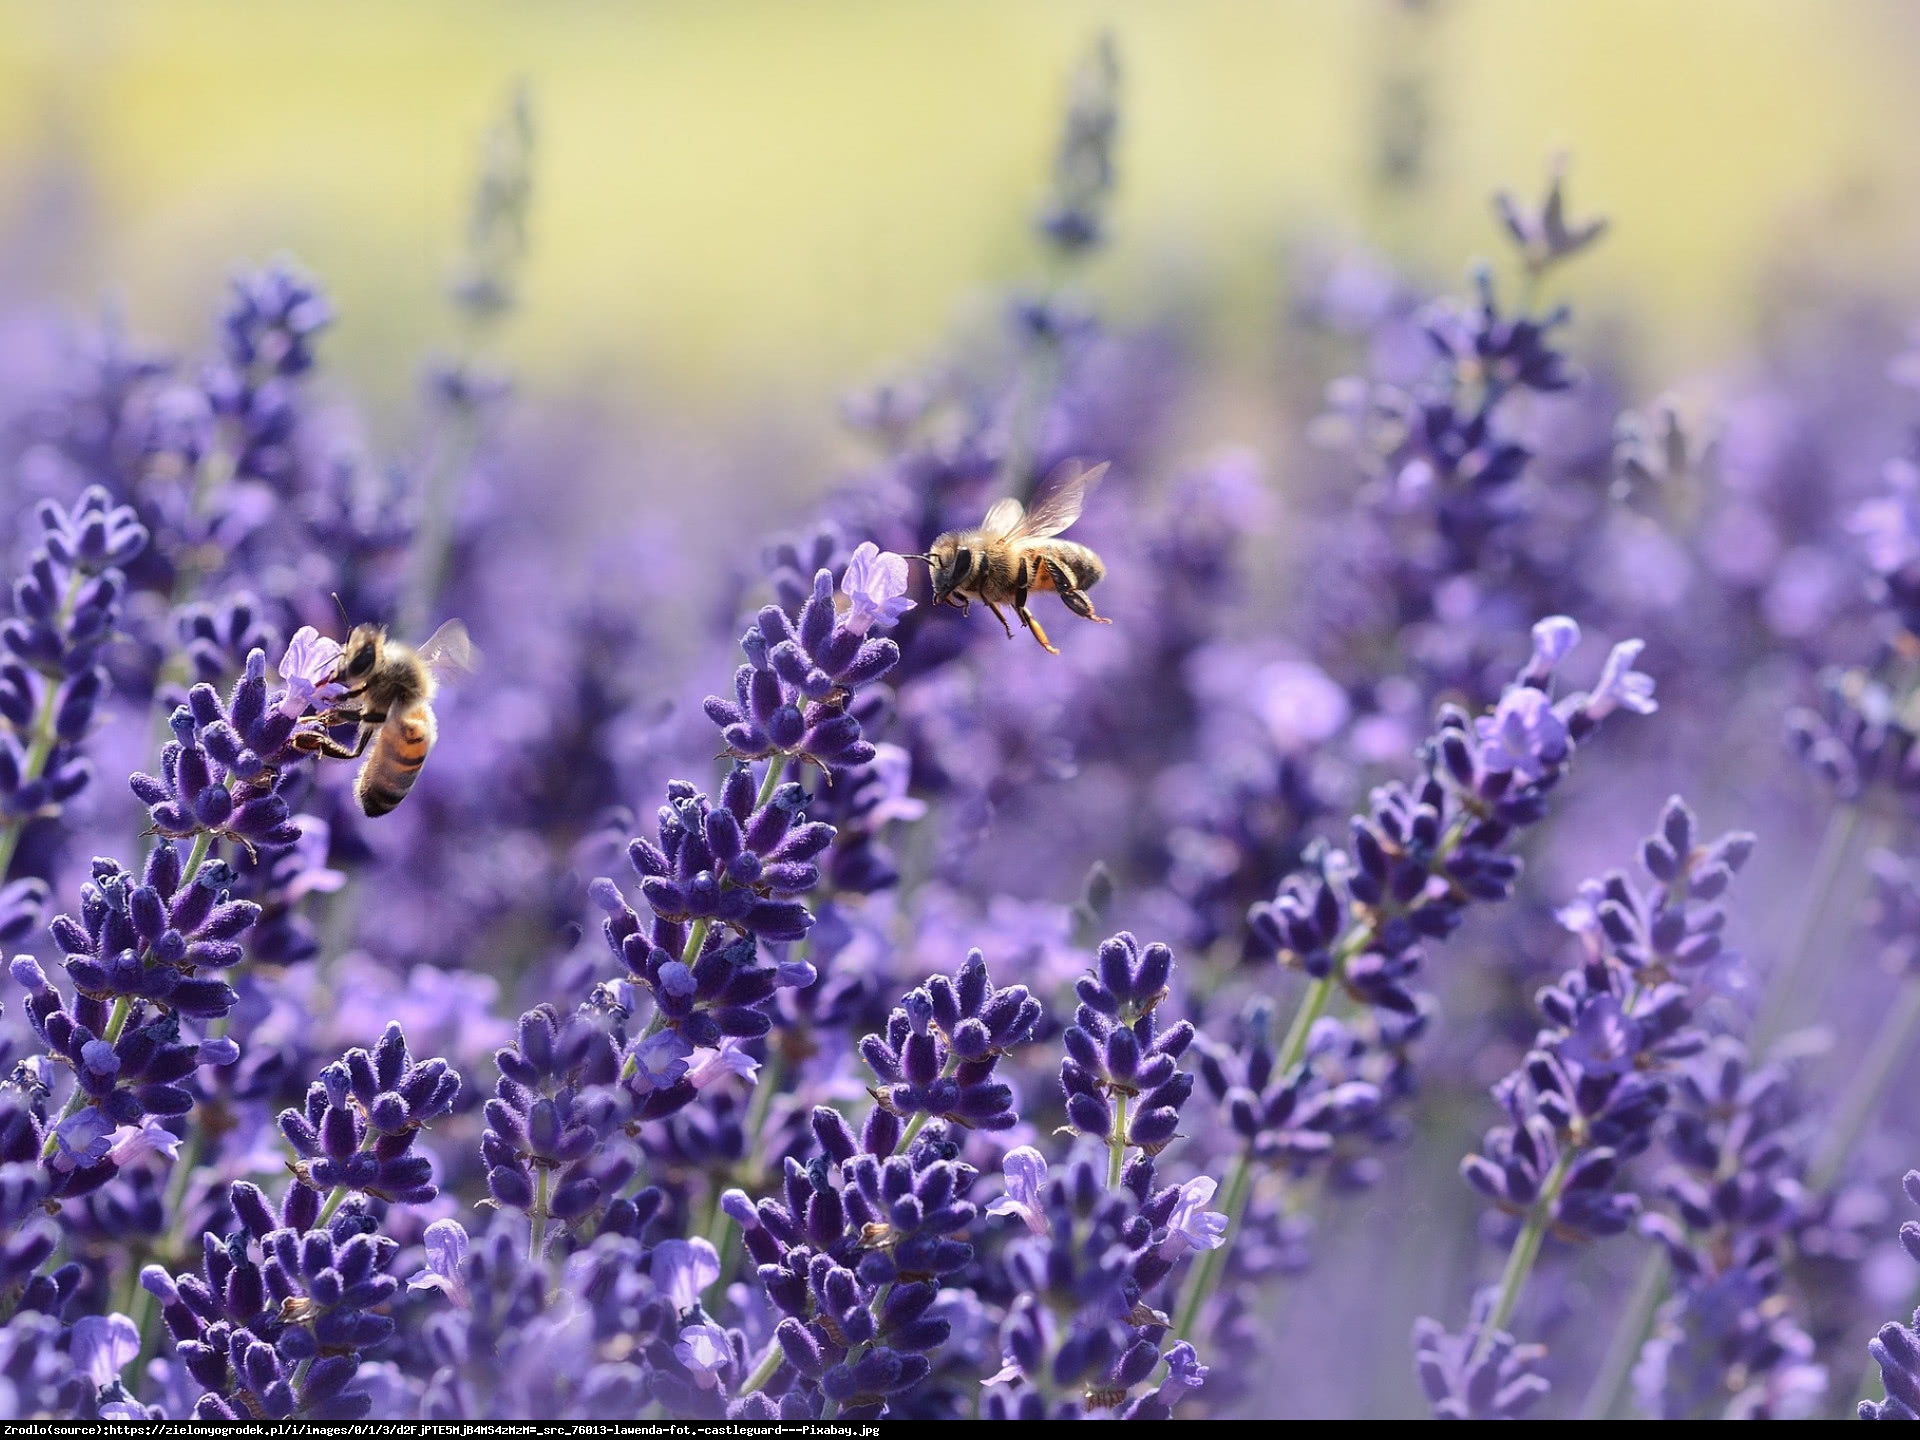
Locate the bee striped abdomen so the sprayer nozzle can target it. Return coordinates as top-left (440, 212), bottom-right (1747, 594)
top-left (355, 707), bottom-right (437, 817)
top-left (1028, 541), bottom-right (1104, 591)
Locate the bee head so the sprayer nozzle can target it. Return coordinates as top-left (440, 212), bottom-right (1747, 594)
top-left (338, 624), bottom-right (387, 683)
top-left (924, 533), bottom-right (972, 607)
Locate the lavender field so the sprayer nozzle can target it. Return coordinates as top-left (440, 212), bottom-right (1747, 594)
top-left (4, 3), bottom-right (1920, 1422)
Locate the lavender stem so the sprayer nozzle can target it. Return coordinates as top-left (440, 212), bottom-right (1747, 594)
top-left (1172, 1144), bottom-right (1254, 1342)
top-left (529, 1164), bottom-right (550, 1261)
top-left (738, 1336), bottom-right (784, 1396)
top-left (1471, 1153), bottom-right (1572, 1365)
top-left (1173, 967), bottom-right (1337, 1339)
top-left (1578, 1250), bottom-right (1668, 1419)
top-left (314, 1125), bottom-right (384, 1227)
top-left (700, 1044), bottom-right (788, 1304)
top-left (396, 406), bottom-right (480, 642)
top-left (1809, 976), bottom-right (1920, 1192)
top-left (1753, 802), bottom-right (1859, 1050)
top-left (180, 828), bottom-right (217, 887)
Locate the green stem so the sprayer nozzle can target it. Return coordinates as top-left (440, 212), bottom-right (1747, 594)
top-left (703, 1209), bottom-right (735, 1298)
top-left (1171, 967), bottom-right (1341, 1341)
top-left (529, 1165), bottom-right (551, 1262)
top-left (741, 1045), bottom-right (786, 1160)
top-left (313, 1127), bottom-right (383, 1227)
top-left (180, 828), bottom-right (217, 887)
top-left (1108, 1094), bottom-right (1129, 1190)
top-left (396, 406), bottom-right (480, 643)
top-left (738, 1335), bottom-right (785, 1396)
top-left (702, 1044), bottom-right (789, 1303)
top-left (1172, 1145), bottom-right (1255, 1341)
top-left (1471, 1155), bottom-right (1571, 1364)
top-left (130, 1079), bottom-right (223, 1377)
top-left (1809, 978), bottom-right (1920, 1192)
top-left (681, 918), bottom-right (711, 969)
top-left (1275, 975), bottom-right (1335, 1076)
top-left (39, 994), bottom-right (133, 1160)
top-left (756, 754), bottom-right (789, 808)
top-left (314, 1183), bottom-right (350, 1228)
top-left (1753, 803), bottom-right (1859, 1051)
top-left (898, 1110), bottom-right (930, 1151)
top-left (1578, 1250), bottom-right (1668, 1420)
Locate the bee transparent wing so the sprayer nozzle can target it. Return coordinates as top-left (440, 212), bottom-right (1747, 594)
top-left (981, 496), bottom-right (1026, 537)
top-left (1010, 458), bottom-right (1109, 539)
top-left (416, 619), bottom-right (481, 679)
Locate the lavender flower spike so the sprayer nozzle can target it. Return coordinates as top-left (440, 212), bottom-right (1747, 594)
top-left (1413, 1293), bottom-right (1551, 1420)
top-left (1861, 1172), bottom-right (1920, 1419)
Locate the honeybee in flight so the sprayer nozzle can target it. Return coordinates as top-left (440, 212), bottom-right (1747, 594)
top-left (293, 619), bottom-right (478, 816)
top-left (924, 458), bottom-right (1113, 654)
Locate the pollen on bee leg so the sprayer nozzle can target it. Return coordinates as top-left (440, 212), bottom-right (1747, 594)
top-left (1021, 610), bottom-right (1060, 654)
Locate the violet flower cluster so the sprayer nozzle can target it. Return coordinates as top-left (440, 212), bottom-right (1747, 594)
top-left (10, 23), bottom-right (1920, 1427)
top-left (1418, 797), bottom-right (1760, 1417)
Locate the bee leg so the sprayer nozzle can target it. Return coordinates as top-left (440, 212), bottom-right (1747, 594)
top-left (1014, 602), bottom-right (1060, 654)
top-left (310, 704), bottom-right (368, 728)
top-left (1046, 558), bottom-right (1112, 624)
top-left (1013, 560), bottom-right (1060, 653)
top-left (291, 732), bottom-right (358, 760)
top-left (982, 601), bottom-right (1016, 640)
top-left (293, 718), bottom-right (382, 761)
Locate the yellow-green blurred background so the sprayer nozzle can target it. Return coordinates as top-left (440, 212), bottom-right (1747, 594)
top-left (3, 0), bottom-right (1919, 456)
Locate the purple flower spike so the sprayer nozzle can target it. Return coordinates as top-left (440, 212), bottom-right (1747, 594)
top-left (1412, 1293), bottom-right (1550, 1420)
top-left (280, 1026), bottom-right (460, 1206)
top-left (860, 951), bottom-right (1038, 1130)
top-left (150, 1179), bottom-right (395, 1420)
top-left (1060, 932), bottom-right (1194, 1151)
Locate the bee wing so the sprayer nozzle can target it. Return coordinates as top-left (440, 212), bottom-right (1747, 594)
top-left (1009, 458), bottom-right (1109, 539)
top-left (416, 619), bottom-right (481, 679)
top-left (981, 496), bottom-right (1026, 538)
